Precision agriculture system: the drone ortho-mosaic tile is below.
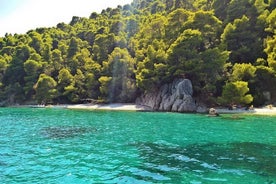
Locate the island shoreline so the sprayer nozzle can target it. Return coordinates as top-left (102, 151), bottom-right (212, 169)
top-left (7, 103), bottom-right (276, 115)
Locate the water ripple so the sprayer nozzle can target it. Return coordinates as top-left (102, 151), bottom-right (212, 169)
top-left (0, 108), bottom-right (276, 183)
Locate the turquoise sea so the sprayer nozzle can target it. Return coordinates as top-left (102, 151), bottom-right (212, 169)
top-left (0, 107), bottom-right (275, 184)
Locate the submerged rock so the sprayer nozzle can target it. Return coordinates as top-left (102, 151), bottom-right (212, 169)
top-left (132, 142), bottom-right (276, 178)
top-left (41, 126), bottom-right (96, 139)
top-left (136, 79), bottom-right (197, 112)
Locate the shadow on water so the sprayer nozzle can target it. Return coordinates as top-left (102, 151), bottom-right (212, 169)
top-left (220, 114), bottom-right (246, 120)
top-left (130, 142), bottom-right (276, 182)
top-left (40, 126), bottom-right (97, 139)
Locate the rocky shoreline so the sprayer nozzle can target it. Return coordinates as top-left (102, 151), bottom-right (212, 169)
top-left (136, 78), bottom-right (200, 112)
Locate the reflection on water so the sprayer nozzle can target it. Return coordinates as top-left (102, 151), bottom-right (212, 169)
top-left (41, 126), bottom-right (97, 139)
top-left (131, 142), bottom-right (276, 182)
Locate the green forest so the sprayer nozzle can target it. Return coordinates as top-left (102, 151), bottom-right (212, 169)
top-left (0, 0), bottom-right (275, 107)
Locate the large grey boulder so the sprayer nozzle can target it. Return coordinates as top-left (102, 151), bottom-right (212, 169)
top-left (176, 79), bottom-right (193, 97)
top-left (136, 79), bottom-right (197, 112)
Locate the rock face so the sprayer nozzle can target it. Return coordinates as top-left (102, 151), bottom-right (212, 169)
top-left (136, 79), bottom-right (198, 112)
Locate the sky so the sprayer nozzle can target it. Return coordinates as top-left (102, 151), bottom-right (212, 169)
top-left (0, 0), bottom-right (132, 36)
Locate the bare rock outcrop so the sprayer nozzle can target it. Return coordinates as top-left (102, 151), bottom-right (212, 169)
top-left (136, 79), bottom-right (198, 112)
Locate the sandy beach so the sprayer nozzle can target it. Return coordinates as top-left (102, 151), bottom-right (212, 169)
top-left (64, 103), bottom-right (276, 115)
top-left (215, 106), bottom-right (276, 115)
top-left (66, 103), bottom-right (153, 111)
top-left (23, 103), bottom-right (276, 115)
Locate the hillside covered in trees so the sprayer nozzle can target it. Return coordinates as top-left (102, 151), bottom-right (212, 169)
top-left (0, 0), bottom-right (275, 107)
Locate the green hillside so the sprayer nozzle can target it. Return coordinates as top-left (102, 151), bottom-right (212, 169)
top-left (0, 0), bottom-right (275, 106)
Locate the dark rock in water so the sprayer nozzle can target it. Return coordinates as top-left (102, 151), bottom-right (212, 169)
top-left (131, 142), bottom-right (276, 178)
top-left (136, 79), bottom-right (199, 112)
top-left (41, 126), bottom-right (96, 139)
top-left (208, 108), bottom-right (219, 116)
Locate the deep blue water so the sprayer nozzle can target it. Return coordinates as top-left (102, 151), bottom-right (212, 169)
top-left (0, 107), bottom-right (275, 183)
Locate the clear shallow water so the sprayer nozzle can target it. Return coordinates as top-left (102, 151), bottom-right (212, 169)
top-left (0, 108), bottom-right (275, 184)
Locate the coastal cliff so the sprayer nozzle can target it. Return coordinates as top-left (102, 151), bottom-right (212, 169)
top-left (136, 79), bottom-right (202, 112)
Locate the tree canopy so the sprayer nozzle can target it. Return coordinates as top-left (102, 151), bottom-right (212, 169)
top-left (0, 0), bottom-right (275, 106)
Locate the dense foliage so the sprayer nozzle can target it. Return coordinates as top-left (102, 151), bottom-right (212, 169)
top-left (0, 0), bottom-right (275, 106)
